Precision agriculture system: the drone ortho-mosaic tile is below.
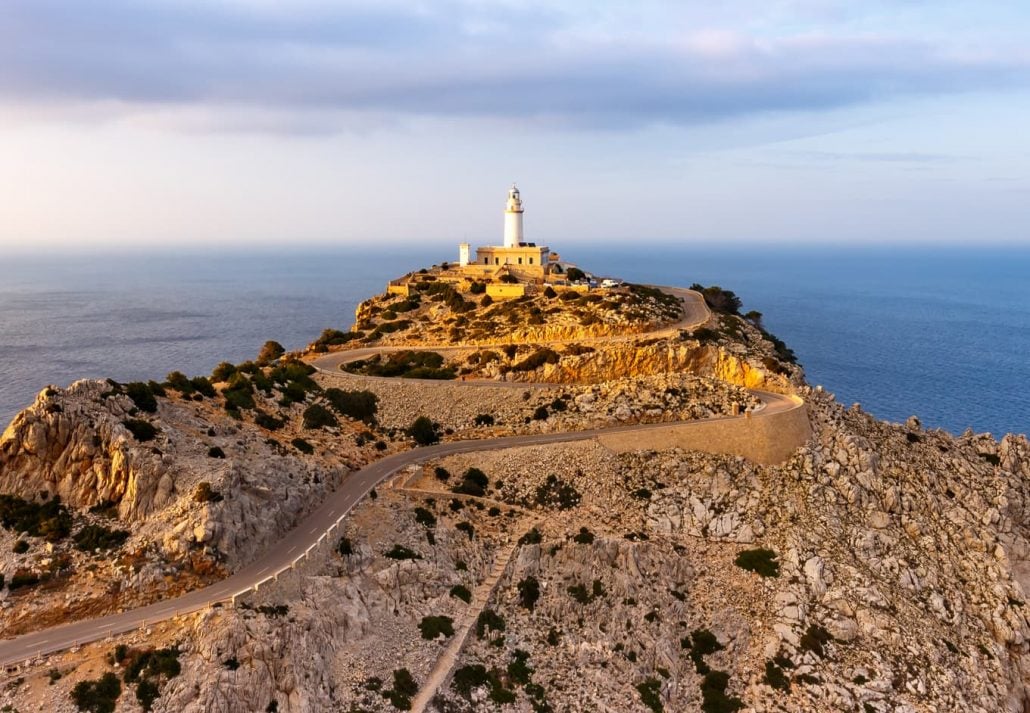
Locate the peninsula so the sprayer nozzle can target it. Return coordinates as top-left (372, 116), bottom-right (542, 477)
top-left (1, 189), bottom-right (1028, 713)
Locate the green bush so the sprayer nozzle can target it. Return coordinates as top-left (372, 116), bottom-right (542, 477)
top-left (73, 524), bottom-right (130, 552)
top-left (452, 665), bottom-right (489, 698)
top-left (433, 466), bottom-right (451, 481)
top-left (337, 537), bottom-right (353, 556)
top-left (734, 548), bottom-right (780, 578)
top-left (637, 677), bottom-right (663, 713)
top-left (476, 609), bottom-right (505, 639)
top-left (211, 362), bottom-right (238, 382)
top-left (12, 538), bottom-right (29, 554)
top-left (302, 403), bottom-right (338, 430)
top-left (452, 467), bottom-right (489, 496)
top-left (518, 528), bottom-right (542, 546)
top-left (473, 413), bottom-right (495, 426)
top-left (385, 545), bottom-right (421, 560)
top-left (407, 416), bottom-right (440, 445)
top-left (291, 437), bottom-right (314, 454)
top-left (190, 376), bottom-right (216, 398)
top-left (0, 494), bottom-right (72, 542)
top-left (566, 267), bottom-right (586, 282)
top-left (254, 412), bottom-right (286, 431)
top-left (10, 569), bottom-right (40, 590)
top-left (136, 679), bottom-right (159, 711)
top-left (455, 521), bottom-right (475, 539)
top-left (123, 419), bottom-right (159, 442)
top-left (684, 628), bottom-right (725, 675)
top-left (164, 371), bottom-right (194, 394)
top-left (690, 284), bottom-right (742, 315)
top-left (311, 328), bottom-right (361, 352)
top-left (257, 340), bottom-right (285, 366)
top-left (123, 382), bottom-right (158, 413)
top-left (450, 584), bottom-right (471, 603)
top-left (71, 671), bottom-right (122, 713)
top-left (518, 576), bottom-right (540, 610)
top-left (324, 388), bottom-right (379, 423)
top-left (344, 351), bottom-right (454, 380)
top-left (543, 286), bottom-right (557, 298)
top-left (573, 527), bottom-right (594, 544)
top-left (763, 660), bottom-right (791, 691)
top-left (532, 405), bottom-right (549, 420)
top-left (207, 446), bottom-right (225, 458)
top-left (414, 507), bottom-right (437, 528)
top-left (419, 615), bottom-right (455, 640)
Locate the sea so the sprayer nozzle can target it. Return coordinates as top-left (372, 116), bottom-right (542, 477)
top-left (0, 245), bottom-right (1027, 438)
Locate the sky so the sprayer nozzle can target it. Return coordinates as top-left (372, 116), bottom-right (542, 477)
top-left (1, 0), bottom-right (1029, 251)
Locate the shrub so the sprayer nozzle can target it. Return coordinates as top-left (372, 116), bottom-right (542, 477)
top-left (476, 609), bottom-right (505, 638)
top-left (337, 537), bottom-right (353, 556)
top-left (407, 416), bottom-right (440, 446)
top-left (518, 528), bottom-right (542, 546)
top-left (763, 660), bottom-right (791, 691)
top-left (532, 405), bottom-right (549, 420)
top-left (473, 413), bottom-right (495, 426)
top-left (211, 361), bottom-right (238, 382)
top-left (455, 521), bottom-right (475, 539)
top-left (291, 437), bottom-right (314, 454)
top-left (573, 527), bottom-right (594, 544)
top-left (222, 374), bottom-right (257, 411)
top-left (164, 371), bottom-right (193, 395)
top-left (469, 281), bottom-right (486, 294)
top-left (311, 328), bottom-right (361, 351)
top-left (302, 403), bottom-right (338, 430)
top-left (189, 376), bottom-right (216, 398)
top-left (452, 665), bottom-right (489, 698)
top-left (73, 524), bottom-right (130, 552)
top-left (0, 494), bottom-right (73, 542)
top-left (499, 273), bottom-right (519, 284)
top-left (690, 284), bottom-right (742, 315)
top-left (207, 446), bottom-right (225, 458)
top-left (534, 474), bottom-right (581, 510)
top-left (123, 419), bottom-right (159, 442)
top-left (257, 340), bottom-right (285, 366)
top-left (9, 569), bottom-right (40, 591)
top-left (12, 539), bottom-right (29, 554)
top-left (450, 584), bottom-right (472, 603)
top-left (194, 482), bottom-right (224, 503)
top-left (637, 677), bottom-right (663, 713)
top-left (419, 615), bottom-right (455, 640)
top-left (566, 267), bottom-right (586, 282)
top-left (324, 388), bottom-right (378, 423)
top-left (734, 548), bottom-right (780, 578)
top-left (136, 679), bottom-right (159, 711)
top-left (480, 294), bottom-right (494, 307)
top-left (71, 672), bottom-right (122, 713)
top-left (518, 576), bottom-right (540, 610)
top-left (385, 545), bottom-right (421, 560)
top-left (543, 286), bottom-right (557, 298)
top-left (123, 382), bottom-right (158, 413)
top-left (414, 506), bottom-right (437, 528)
top-left (433, 466), bottom-right (451, 482)
top-left (452, 467), bottom-right (489, 496)
top-left (254, 412), bottom-right (285, 431)
top-left (684, 629), bottom-right (725, 675)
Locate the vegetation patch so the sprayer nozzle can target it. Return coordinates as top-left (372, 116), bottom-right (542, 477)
top-left (407, 416), bottom-right (440, 445)
top-left (534, 474), bottom-right (582, 510)
top-left (734, 547), bottom-right (780, 578)
top-left (344, 350), bottom-right (455, 380)
top-left (452, 467), bottom-right (489, 497)
top-left (419, 615), bottom-right (455, 640)
top-left (0, 494), bottom-right (72, 542)
top-left (385, 544), bottom-right (422, 560)
top-left (324, 387), bottom-right (379, 423)
top-left (71, 672), bottom-right (122, 713)
top-left (123, 419), bottom-right (159, 442)
top-left (637, 677), bottom-right (663, 713)
top-left (73, 524), bottom-right (130, 552)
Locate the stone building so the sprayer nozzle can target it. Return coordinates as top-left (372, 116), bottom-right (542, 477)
top-left (458, 185), bottom-right (557, 280)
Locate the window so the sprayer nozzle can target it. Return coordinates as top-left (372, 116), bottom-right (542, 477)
top-left (483, 257), bottom-right (488, 264)
top-left (518, 257), bottom-right (523, 265)
top-left (529, 257), bottom-right (534, 265)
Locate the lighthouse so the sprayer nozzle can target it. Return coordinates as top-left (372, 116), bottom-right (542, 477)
top-left (503, 184), bottom-right (524, 248)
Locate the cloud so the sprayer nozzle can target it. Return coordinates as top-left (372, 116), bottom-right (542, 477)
top-left (0, 0), bottom-right (1027, 132)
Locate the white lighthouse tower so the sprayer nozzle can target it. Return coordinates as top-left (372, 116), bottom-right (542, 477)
top-left (502, 184), bottom-right (524, 248)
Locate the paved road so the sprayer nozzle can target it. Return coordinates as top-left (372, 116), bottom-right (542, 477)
top-left (0, 286), bottom-right (799, 669)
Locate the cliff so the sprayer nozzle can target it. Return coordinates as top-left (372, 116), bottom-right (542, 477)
top-left (3, 279), bottom-right (1029, 713)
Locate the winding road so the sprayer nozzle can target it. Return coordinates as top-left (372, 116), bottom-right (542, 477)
top-left (0, 287), bottom-right (804, 670)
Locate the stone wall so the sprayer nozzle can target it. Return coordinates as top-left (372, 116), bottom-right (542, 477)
top-left (596, 395), bottom-right (810, 465)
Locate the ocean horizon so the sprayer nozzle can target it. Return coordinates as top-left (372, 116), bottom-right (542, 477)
top-left (1, 244), bottom-right (1027, 438)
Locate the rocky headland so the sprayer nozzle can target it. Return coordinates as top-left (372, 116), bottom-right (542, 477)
top-left (1, 277), bottom-right (1028, 713)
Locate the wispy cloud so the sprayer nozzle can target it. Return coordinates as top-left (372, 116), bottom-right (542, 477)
top-left (0, 0), bottom-right (1027, 132)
